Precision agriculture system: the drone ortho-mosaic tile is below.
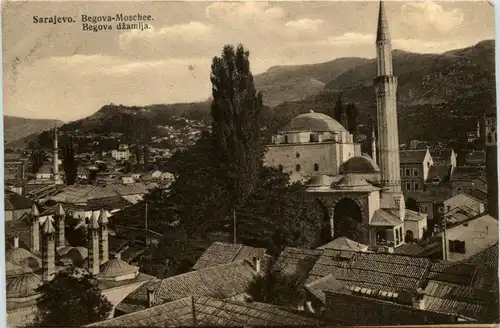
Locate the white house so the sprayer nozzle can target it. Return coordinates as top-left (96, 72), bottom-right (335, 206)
top-left (111, 149), bottom-right (131, 161)
top-left (443, 192), bottom-right (485, 215)
top-left (441, 213), bottom-right (498, 262)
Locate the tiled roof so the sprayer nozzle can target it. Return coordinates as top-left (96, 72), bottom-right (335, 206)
top-left (192, 242), bottom-right (266, 270)
top-left (463, 243), bottom-right (498, 269)
top-left (317, 237), bottom-right (367, 251)
top-left (49, 183), bottom-right (148, 204)
top-left (272, 247), bottom-right (322, 284)
top-left (470, 189), bottom-right (488, 202)
top-left (387, 209), bottom-right (426, 222)
top-left (304, 274), bottom-right (350, 304)
top-left (394, 243), bottom-right (425, 256)
top-left (425, 165), bottom-right (452, 183)
top-left (444, 206), bottom-right (478, 225)
top-left (5, 216), bottom-right (32, 251)
top-left (400, 150), bottom-right (428, 164)
top-left (465, 150), bottom-right (486, 162)
top-left (370, 209), bottom-right (402, 226)
top-left (88, 296), bottom-right (329, 327)
top-left (87, 196), bottom-right (135, 210)
top-left (307, 251), bottom-right (431, 293)
top-left (116, 260), bottom-right (259, 315)
top-left (423, 280), bottom-right (498, 321)
top-left (416, 190), bottom-right (451, 204)
top-left (451, 166), bottom-right (485, 181)
top-left (427, 261), bottom-right (477, 286)
top-left (5, 190), bottom-right (35, 211)
top-left (430, 149), bottom-right (453, 161)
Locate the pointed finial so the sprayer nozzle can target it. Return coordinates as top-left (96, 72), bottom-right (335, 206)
top-left (43, 217), bottom-right (55, 235)
top-left (372, 125), bottom-right (376, 139)
top-left (90, 211), bottom-right (100, 229)
top-left (31, 204), bottom-right (39, 217)
top-left (55, 204), bottom-right (65, 217)
top-left (99, 209), bottom-right (108, 225)
top-left (376, 1), bottom-right (390, 41)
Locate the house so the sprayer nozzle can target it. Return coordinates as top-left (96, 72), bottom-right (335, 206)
top-left (111, 149), bottom-right (131, 161)
top-left (429, 149), bottom-right (457, 167)
top-left (465, 150), bottom-right (486, 166)
top-left (5, 153), bottom-right (28, 180)
top-left (115, 258), bottom-right (263, 316)
top-left (399, 149), bottom-right (433, 194)
top-left (86, 296), bottom-right (330, 327)
top-left (317, 237), bottom-right (368, 252)
top-left (192, 241), bottom-right (269, 271)
top-left (442, 192), bottom-right (485, 215)
top-left (450, 166), bottom-right (485, 195)
top-left (441, 213), bottom-right (498, 262)
top-left (4, 190), bottom-right (36, 221)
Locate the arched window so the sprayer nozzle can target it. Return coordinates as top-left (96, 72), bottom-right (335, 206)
top-left (296, 164), bottom-right (301, 172)
top-left (314, 163), bottom-right (319, 171)
top-left (456, 187), bottom-right (463, 193)
top-left (296, 153), bottom-right (300, 158)
top-left (405, 168), bottom-right (411, 176)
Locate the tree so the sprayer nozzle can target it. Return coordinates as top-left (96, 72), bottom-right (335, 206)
top-left (143, 145), bottom-right (150, 170)
top-left (346, 103), bottom-right (359, 135)
top-left (210, 44), bottom-right (264, 209)
top-left (247, 271), bottom-right (305, 307)
top-left (34, 267), bottom-right (112, 327)
top-left (62, 136), bottom-right (78, 185)
top-left (406, 198), bottom-right (420, 212)
top-left (30, 148), bottom-right (46, 174)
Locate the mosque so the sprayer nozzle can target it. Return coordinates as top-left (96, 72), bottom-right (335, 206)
top-left (264, 2), bottom-right (428, 250)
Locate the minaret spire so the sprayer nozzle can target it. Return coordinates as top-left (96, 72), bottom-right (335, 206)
top-left (371, 125), bottom-right (377, 165)
top-left (374, 0), bottom-right (401, 193)
top-left (53, 125), bottom-right (59, 180)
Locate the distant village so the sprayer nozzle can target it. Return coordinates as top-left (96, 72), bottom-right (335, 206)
top-left (4, 2), bottom-right (499, 327)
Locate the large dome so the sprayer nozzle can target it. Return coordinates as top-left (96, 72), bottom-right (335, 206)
top-left (6, 247), bottom-right (42, 269)
top-left (99, 258), bottom-right (139, 278)
top-left (340, 155), bottom-right (380, 173)
top-left (280, 111), bottom-right (347, 133)
top-left (6, 272), bottom-right (42, 298)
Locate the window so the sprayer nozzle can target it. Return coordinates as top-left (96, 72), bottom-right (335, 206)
top-left (399, 227), bottom-right (403, 242)
top-left (314, 163), bottom-right (319, 171)
top-left (414, 182), bottom-right (420, 191)
top-left (420, 206), bottom-right (427, 212)
top-left (406, 182), bottom-right (411, 191)
top-left (456, 187), bottom-right (463, 193)
top-left (413, 168), bottom-right (419, 176)
top-left (438, 206), bottom-right (445, 213)
top-left (447, 205), bottom-right (451, 212)
top-left (432, 176), bottom-right (440, 183)
top-left (405, 168), bottom-right (410, 176)
top-left (296, 164), bottom-right (301, 172)
top-left (395, 229), bottom-right (400, 245)
top-left (296, 153), bottom-right (300, 158)
top-left (278, 165), bottom-right (283, 172)
top-left (449, 240), bottom-right (466, 253)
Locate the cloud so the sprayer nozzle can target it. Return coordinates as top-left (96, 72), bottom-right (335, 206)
top-left (285, 18), bottom-right (325, 33)
top-left (401, 1), bottom-right (464, 33)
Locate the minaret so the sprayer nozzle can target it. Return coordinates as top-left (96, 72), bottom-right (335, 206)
top-left (53, 125), bottom-right (59, 180)
top-left (30, 204), bottom-right (40, 253)
top-left (54, 204), bottom-right (66, 249)
top-left (42, 218), bottom-right (56, 282)
top-left (371, 125), bottom-right (377, 164)
top-left (88, 211), bottom-right (100, 275)
top-left (374, 1), bottom-right (401, 193)
top-left (99, 209), bottom-right (109, 264)
top-left (485, 115), bottom-right (498, 218)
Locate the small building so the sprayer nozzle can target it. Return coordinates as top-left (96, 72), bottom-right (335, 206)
top-left (111, 149), bottom-right (131, 161)
top-left (4, 190), bottom-right (36, 221)
top-left (465, 150), bottom-right (486, 166)
top-left (5, 153), bottom-right (28, 181)
top-left (442, 192), bottom-right (485, 215)
top-left (441, 213), bottom-right (498, 262)
top-left (429, 149), bottom-right (457, 167)
top-left (399, 149), bottom-right (433, 194)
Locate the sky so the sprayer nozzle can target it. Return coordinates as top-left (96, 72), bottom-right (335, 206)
top-left (2, 1), bottom-right (495, 122)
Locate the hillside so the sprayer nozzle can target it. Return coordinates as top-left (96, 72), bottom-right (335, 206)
top-left (254, 57), bottom-right (371, 106)
top-left (272, 40), bottom-right (496, 146)
top-left (4, 116), bottom-right (64, 145)
top-left (32, 40), bottom-right (495, 152)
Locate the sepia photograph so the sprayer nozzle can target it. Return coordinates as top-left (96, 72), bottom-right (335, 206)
top-left (2, 0), bottom-right (499, 326)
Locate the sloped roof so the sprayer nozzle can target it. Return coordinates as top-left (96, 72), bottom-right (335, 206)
top-left (304, 274), bottom-right (351, 304)
top-left (192, 242), bottom-right (266, 270)
top-left (463, 243), bottom-right (498, 269)
top-left (451, 166), bottom-right (485, 181)
top-left (340, 155), bottom-right (380, 173)
top-left (399, 150), bottom-right (428, 164)
top-left (272, 247), bottom-right (322, 285)
top-left (88, 296), bottom-right (328, 327)
top-left (426, 165), bottom-right (452, 183)
top-left (49, 183), bottom-right (148, 204)
top-left (5, 190), bottom-right (35, 211)
top-left (116, 260), bottom-right (258, 315)
top-left (370, 209), bottom-right (402, 226)
top-left (99, 258), bottom-right (139, 278)
top-left (394, 243), bottom-right (425, 256)
top-left (430, 149), bottom-right (454, 161)
top-left (317, 237), bottom-right (368, 252)
top-left (280, 111), bottom-right (346, 133)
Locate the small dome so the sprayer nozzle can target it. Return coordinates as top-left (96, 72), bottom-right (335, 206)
top-left (336, 175), bottom-right (370, 188)
top-left (99, 259), bottom-right (138, 278)
top-left (280, 112), bottom-right (347, 133)
top-left (57, 246), bottom-right (74, 257)
top-left (6, 272), bottom-right (42, 298)
top-left (6, 260), bottom-right (30, 278)
top-left (6, 247), bottom-right (42, 269)
top-left (340, 155), bottom-right (380, 174)
top-left (307, 175), bottom-right (333, 187)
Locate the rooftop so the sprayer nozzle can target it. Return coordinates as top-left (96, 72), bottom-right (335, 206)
top-left (400, 149), bottom-right (428, 164)
top-left (5, 190), bottom-right (35, 211)
top-left (192, 242), bottom-right (267, 271)
top-left (280, 111), bottom-right (347, 134)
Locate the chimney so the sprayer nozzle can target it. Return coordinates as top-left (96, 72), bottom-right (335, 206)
top-left (147, 287), bottom-right (155, 308)
top-left (55, 204), bottom-right (66, 248)
top-left (252, 256), bottom-right (261, 273)
top-left (304, 301), bottom-right (315, 313)
top-left (42, 218), bottom-right (56, 282)
top-left (14, 236), bottom-right (19, 248)
top-left (30, 204), bottom-right (40, 253)
top-left (99, 209), bottom-right (109, 264)
top-left (88, 211), bottom-right (100, 275)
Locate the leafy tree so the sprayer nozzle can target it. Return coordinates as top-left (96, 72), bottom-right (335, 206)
top-left (406, 198), bottom-right (420, 212)
top-left (62, 136), bottom-right (78, 185)
top-left (34, 267), bottom-right (112, 327)
top-left (30, 148), bottom-right (46, 174)
top-left (210, 44), bottom-right (264, 209)
top-left (65, 216), bottom-right (88, 247)
top-left (143, 145), bottom-right (150, 170)
top-left (333, 92), bottom-right (347, 129)
top-left (346, 103), bottom-right (359, 135)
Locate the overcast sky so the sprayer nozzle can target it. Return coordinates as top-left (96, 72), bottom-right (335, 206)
top-left (3, 1), bottom-right (495, 122)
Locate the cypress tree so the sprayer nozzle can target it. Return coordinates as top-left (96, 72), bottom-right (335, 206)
top-left (210, 44), bottom-right (264, 209)
top-left (62, 136), bottom-right (77, 185)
